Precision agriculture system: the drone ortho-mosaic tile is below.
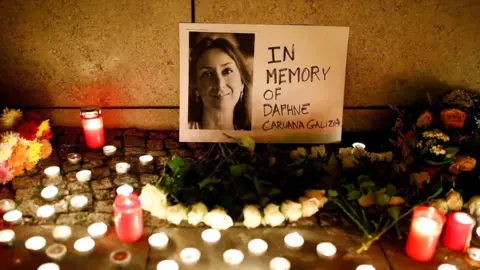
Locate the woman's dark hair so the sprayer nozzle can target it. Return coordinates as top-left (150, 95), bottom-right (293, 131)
top-left (188, 37), bottom-right (252, 130)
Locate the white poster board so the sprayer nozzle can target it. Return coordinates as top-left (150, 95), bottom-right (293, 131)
top-left (179, 23), bottom-right (349, 143)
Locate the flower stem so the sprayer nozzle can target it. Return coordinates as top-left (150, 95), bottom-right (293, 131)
top-left (332, 200), bottom-right (371, 238)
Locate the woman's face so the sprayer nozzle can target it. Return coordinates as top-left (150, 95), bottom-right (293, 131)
top-left (195, 48), bottom-right (244, 111)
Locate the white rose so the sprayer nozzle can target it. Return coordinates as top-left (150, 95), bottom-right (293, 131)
top-left (243, 205), bottom-right (262, 228)
top-left (280, 200), bottom-right (302, 222)
top-left (305, 189), bottom-right (326, 201)
top-left (382, 152), bottom-right (393, 162)
top-left (262, 204), bottom-right (285, 227)
top-left (150, 203), bottom-right (168, 219)
top-left (338, 147), bottom-right (353, 158)
top-left (341, 155), bottom-right (358, 169)
top-left (298, 197), bottom-right (320, 217)
top-left (166, 204), bottom-right (188, 225)
top-left (188, 202), bottom-right (208, 226)
top-left (370, 153), bottom-right (382, 163)
top-left (352, 147), bottom-right (367, 158)
top-left (204, 207), bottom-right (233, 230)
top-left (139, 184), bottom-right (168, 216)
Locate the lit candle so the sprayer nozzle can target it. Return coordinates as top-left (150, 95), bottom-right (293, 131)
top-left (148, 232), bottom-right (169, 250)
top-left (25, 236), bottom-right (46, 252)
top-left (316, 242), bottom-right (337, 257)
top-left (76, 170), bottom-right (92, 182)
top-left (284, 232), bottom-right (304, 249)
top-left (223, 249), bottom-right (244, 265)
top-left (443, 212), bottom-right (475, 251)
top-left (74, 236), bottom-right (95, 254)
top-left (3, 209), bottom-right (23, 225)
top-left (88, 222), bottom-right (108, 239)
top-left (468, 247), bottom-right (480, 262)
top-left (41, 186), bottom-right (59, 201)
top-left (139, 155), bottom-right (153, 166)
top-left (405, 206), bottom-right (446, 262)
top-left (52, 225), bottom-right (72, 241)
top-left (356, 265), bottom-right (376, 270)
top-left (113, 190), bottom-right (143, 242)
top-left (477, 227), bottom-right (480, 237)
top-left (44, 166), bottom-right (60, 178)
top-left (157, 260), bottom-right (179, 270)
top-left (70, 195), bottom-right (88, 210)
top-left (201, 229), bottom-right (221, 244)
top-left (115, 162), bottom-right (131, 174)
top-left (180, 247), bottom-right (201, 265)
top-left (0, 199), bottom-right (15, 213)
top-left (45, 243), bottom-right (67, 261)
top-left (110, 249), bottom-right (132, 267)
top-left (116, 184), bottom-right (133, 196)
top-left (438, 264), bottom-right (457, 270)
top-left (248, 239), bottom-right (268, 256)
top-left (37, 205), bottom-right (55, 219)
top-left (352, 142), bottom-right (366, 150)
top-left (103, 145), bottom-right (117, 157)
top-left (269, 257), bottom-right (291, 270)
top-left (37, 263), bottom-right (60, 270)
top-left (0, 229), bottom-right (15, 246)
top-left (81, 106), bottom-right (105, 149)
top-left (67, 153), bottom-right (82, 164)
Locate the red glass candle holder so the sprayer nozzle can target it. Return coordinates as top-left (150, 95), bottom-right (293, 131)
top-left (80, 106), bottom-right (105, 149)
top-left (443, 212), bottom-right (475, 252)
top-left (405, 206), bottom-right (446, 262)
top-left (113, 192), bottom-right (143, 242)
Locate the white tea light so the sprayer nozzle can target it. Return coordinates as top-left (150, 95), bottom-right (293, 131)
top-left (180, 247), bottom-right (201, 265)
top-left (115, 162), bottom-right (131, 174)
top-left (76, 170), bottom-right (92, 182)
top-left (438, 264), bottom-right (458, 270)
top-left (317, 242), bottom-right (337, 257)
top-left (103, 145), bottom-right (117, 156)
top-left (284, 232), bottom-right (304, 249)
top-left (74, 237), bottom-right (95, 254)
top-left (44, 166), bottom-right (60, 178)
top-left (37, 205), bottom-right (55, 219)
top-left (41, 186), bottom-right (59, 201)
top-left (52, 225), bottom-right (72, 242)
top-left (148, 232), bottom-right (169, 250)
top-left (116, 184), bottom-right (133, 196)
top-left (46, 243), bottom-right (67, 261)
top-left (269, 257), bottom-right (291, 270)
top-left (201, 229), bottom-right (221, 244)
top-left (476, 227), bottom-right (480, 237)
top-left (0, 199), bottom-right (15, 213)
top-left (157, 260), bottom-right (179, 270)
top-left (88, 222), bottom-right (108, 239)
top-left (25, 236), bottom-right (46, 252)
top-left (70, 195), bottom-right (88, 210)
top-left (3, 209), bottom-right (23, 224)
top-left (356, 265), bottom-right (376, 270)
top-left (248, 239), bottom-right (268, 256)
top-left (139, 155), bottom-right (153, 166)
top-left (0, 229), bottom-right (15, 246)
top-left (37, 263), bottom-right (60, 270)
top-left (468, 247), bottom-right (480, 262)
top-left (67, 153), bottom-right (82, 164)
top-left (352, 142), bottom-right (366, 150)
top-left (110, 249), bottom-right (132, 267)
top-left (223, 249), bottom-right (244, 265)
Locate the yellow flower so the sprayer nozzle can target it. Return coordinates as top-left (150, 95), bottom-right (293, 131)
top-left (0, 108), bottom-right (23, 130)
top-left (0, 143), bottom-right (13, 162)
top-left (409, 172), bottom-right (430, 188)
top-left (309, 145), bottom-right (326, 159)
top-left (1, 132), bottom-right (19, 147)
top-left (358, 194), bottom-right (375, 207)
top-left (36, 120), bottom-right (51, 138)
top-left (290, 147), bottom-right (307, 160)
top-left (388, 196), bottom-right (406, 205)
top-left (26, 140), bottom-right (42, 164)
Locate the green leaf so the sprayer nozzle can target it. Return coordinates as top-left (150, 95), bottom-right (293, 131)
top-left (385, 184), bottom-right (396, 197)
top-left (267, 188), bottom-right (282, 196)
top-left (347, 190), bottom-right (362, 201)
top-left (375, 194), bottom-right (390, 206)
top-left (198, 177), bottom-right (221, 189)
top-left (357, 175), bottom-right (372, 183)
top-left (424, 158), bottom-right (453, 166)
top-left (288, 158), bottom-right (305, 167)
top-left (295, 169), bottom-right (304, 177)
top-left (240, 136), bottom-right (255, 151)
top-left (229, 164), bottom-right (247, 178)
top-left (167, 156), bottom-right (185, 174)
top-left (342, 184), bottom-right (356, 193)
top-left (328, 190), bottom-right (339, 197)
top-left (388, 206), bottom-right (401, 220)
top-left (445, 147), bottom-right (460, 159)
top-left (324, 154), bottom-right (341, 178)
top-left (360, 181), bottom-right (376, 190)
top-left (253, 176), bottom-right (263, 195)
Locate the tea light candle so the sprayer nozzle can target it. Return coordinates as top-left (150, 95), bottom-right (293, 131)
top-left (76, 170), bottom-right (92, 182)
top-left (284, 232), bottom-right (304, 249)
top-left (438, 264), bottom-right (457, 270)
top-left (103, 145), bottom-right (117, 156)
top-left (248, 239), bottom-right (268, 255)
top-left (67, 153), bottom-right (82, 164)
top-left (148, 232), bottom-right (169, 250)
top-left (317, 242), bottom-right (337, 257)
top-left (70, 195), bottom-right (88, 210)
top-left (269, 257), bottom-right (291, 270)
top-left (46, 243), bottom-right (67, 261)
top-left (201, 229), bottom-right (221, 244)
top-left (139, 155), bottom-right (153, 166)
top-left (352, 142), bottom-right (366, 150)
top-left (116, 184), bottom-right (133, 196)
top-left (356, 265), bottom-right (376, 270)
top-left (468, 247), bottom-right (480, 262)
top-left (0, 229), bottom-right (15, 246)
top-left (0, 199), bottom-right (15, 213)
top-left (180, 247), bottom-right (201, 265)
top-left (37, 263), bottom-right (60, 270)
top-left (25, 236), bottom-right (47, 252)
top-left (157, 260), bottom-right (179, 270)
top-left (74, 237), bottom-right (95, 254)
top-left (52, 225), bottom-right (72, 241)
top-left (223, 249), bottom-right (244, 265)
top-left (3, 209), bottom-right (23, 224)
top-left (88, 222), bottom-right (108, 239)
top-left (115, 162), bottom-right (131, 174)
top-left (37, 205), bottom-right (55, 219)
top-left (110, 249), bottom-right (132, 267)
top-left (41, 186), bottom-right (59, 201)
top-left (477, 227), bottom-right (480, 237)
top-left (44, 166), bottom-right (60, 178)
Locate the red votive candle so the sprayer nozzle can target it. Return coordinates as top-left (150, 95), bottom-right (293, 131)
top-left (405, 206), bottom-right (446, 262)
top-left (113, 191), bottom-right (143, 242)
top-left (443, 212), bottom-right (475, 252)
top-left (80, 106), bottom-right (105, 149)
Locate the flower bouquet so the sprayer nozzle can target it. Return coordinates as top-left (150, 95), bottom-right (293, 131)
top-left (0, 108), bottom-right (53, 184)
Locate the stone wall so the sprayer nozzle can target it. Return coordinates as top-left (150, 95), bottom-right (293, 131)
top-left (1, 0), bottom-right (479, 131)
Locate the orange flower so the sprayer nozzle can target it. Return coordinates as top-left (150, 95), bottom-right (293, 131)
top-left (416, 111), bottom-right (433, 128)
top-left (409, 172), bottom-right (430, 188)
top-left (7, 143), bottom-right (28, 168)
top-left (440, 109), bottom-right (467, 128)
top-left (39, 140), bottom-right (53, 159)
top-left (24, 160), bottom-right (36, 171)
top-left (12, 164), bottom-right (24, 176)
top-left (449, 156), bottom-right (476, 174)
